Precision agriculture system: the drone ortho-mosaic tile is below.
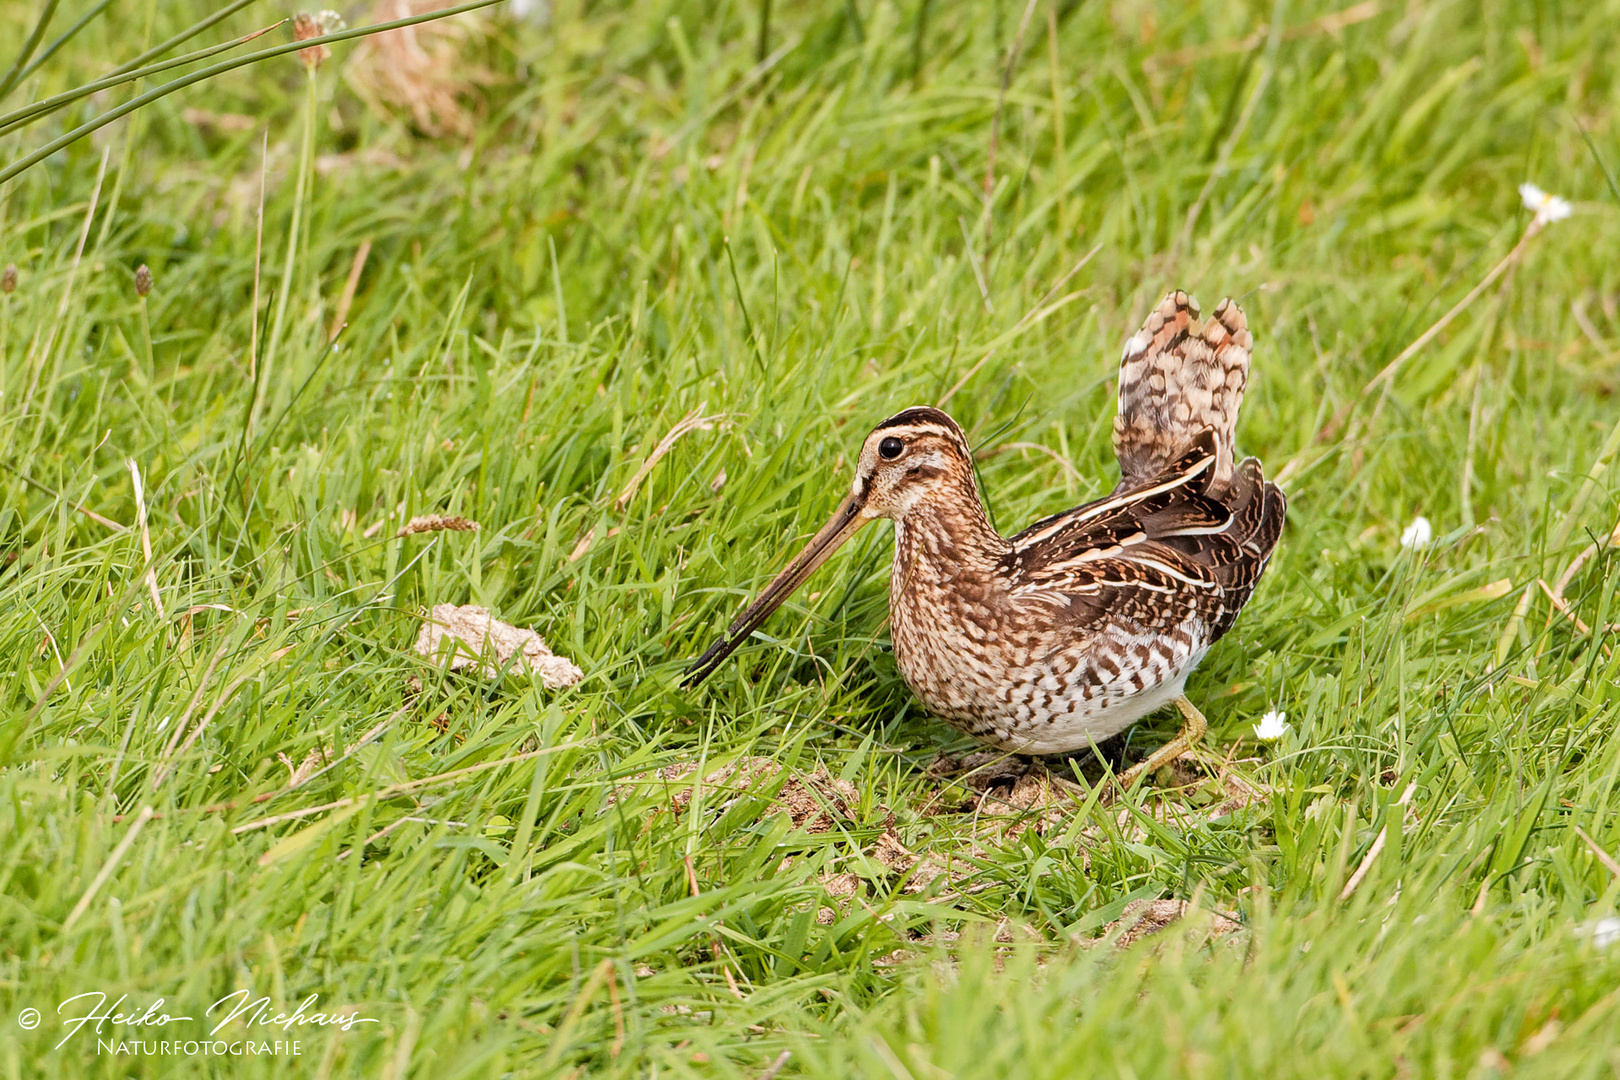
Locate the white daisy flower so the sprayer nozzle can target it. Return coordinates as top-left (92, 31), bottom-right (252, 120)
top-left (1518, 182), bottom-right (1572, 228)
top-left (1592, 916), bottom-right (1620, 950)
top-left (1253, 710), bottom-right (1290, 742)
top-left (1400, 516), bottom-right (1433, 549)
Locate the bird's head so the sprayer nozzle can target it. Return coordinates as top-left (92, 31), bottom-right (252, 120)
top-left (682, 405), bottom-right (976, 687)
top-left (850, 406), bottom-right (977, 521)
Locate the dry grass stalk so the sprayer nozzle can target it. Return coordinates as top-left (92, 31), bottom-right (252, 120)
top-left (1537, 579), bottom-right (1614, 659)
top-left (1551, 515), bottom-right (1620, 599)
top-left (567, 525), bottom-right (619, 562)
top-left (330, 238), bottom-right (372, 341)
top-left (1496, 429), bottom-right (1620, 669)
top-left (278, 707), bottom-right (408, 799)
top-left (1365, 217), bottom-right (1551, 393)
top-left (983, 0), bottom-right (1040, 244)
top-left (62, 807), bottom-right (155, 933)
top-left (127, 459), bottom-right (164, 618)
top-left (614, 406), bottom-right (729, 511)
top-left (1339, 782), bottom-right (1418, 900)
top-left (248, 131), bottom-right (268, 382)
top-left (278, 746), bottom-right (330, 788)
top-left (757, 1051), bottom-right (793, 1080)
top-left (936, 243), bottom-right (1100, 408)
top-left (176, 603), bottom-right (234, 652)
top-left (24, 149), bottom-right (106, 409)
top-left (1572, 825), bottom-right (1620, 879)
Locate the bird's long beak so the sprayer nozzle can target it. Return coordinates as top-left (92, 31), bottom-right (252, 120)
top-left (683, 490), bottom-right (871, 688)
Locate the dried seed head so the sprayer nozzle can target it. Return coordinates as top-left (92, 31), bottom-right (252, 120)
top-left (0, 264), bottom-right (15, 293)
top-left (292, 9), bottom-right (346, 39)
top-left (134, 264), bottom-right (153, 298)
top-left (293, 10), bottom-right (345, 69)
top-left (395, 514), bottom-right (481, 537)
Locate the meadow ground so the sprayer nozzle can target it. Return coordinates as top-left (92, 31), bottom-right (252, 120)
top-left (3, 0), bottom-right (1620, 1076)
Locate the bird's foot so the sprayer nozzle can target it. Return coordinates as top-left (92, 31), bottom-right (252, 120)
top-left (1115, 695), bottom-right (1210, 793)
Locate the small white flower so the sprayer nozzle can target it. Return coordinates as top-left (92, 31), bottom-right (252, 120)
top-left (1400, 516), bottom-right (1433, 549)
top-left (1253, 710), bottom-right (1289, 741)
top-left (1592, 916), bottom-right (1620, 950)
top-left (1519, 182), bottom-right (1572, 227)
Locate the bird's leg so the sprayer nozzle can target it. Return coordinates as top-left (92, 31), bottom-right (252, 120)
top-left (1119, 696), bottom-right (1208, 789)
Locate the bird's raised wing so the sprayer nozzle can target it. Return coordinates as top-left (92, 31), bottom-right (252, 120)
top-left (1005, 429), bottom-right (1285, 643)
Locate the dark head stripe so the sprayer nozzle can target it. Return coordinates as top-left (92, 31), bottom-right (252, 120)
top-left (875, 406), bottom-right (960, 433)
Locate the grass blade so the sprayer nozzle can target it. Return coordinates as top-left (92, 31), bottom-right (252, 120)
top-left (12, 0), bottom-right (112, 88)
top-left (0, 0), bottom-right (61, 101)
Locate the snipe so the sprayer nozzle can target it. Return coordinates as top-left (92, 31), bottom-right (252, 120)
top-left (685, 291), bottom-right (1287, 786)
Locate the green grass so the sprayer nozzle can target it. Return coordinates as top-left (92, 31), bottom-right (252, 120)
top-left (4, 0), bottom-right (1620, 1075)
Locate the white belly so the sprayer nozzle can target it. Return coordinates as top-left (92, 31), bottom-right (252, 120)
top-left (894, 611), bottom-right (1212, 755)
top-left (990, 648), bottom-right (1207, 754)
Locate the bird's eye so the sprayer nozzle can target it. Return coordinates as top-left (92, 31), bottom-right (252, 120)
top-left (878, 436), bottom-right (905, 460)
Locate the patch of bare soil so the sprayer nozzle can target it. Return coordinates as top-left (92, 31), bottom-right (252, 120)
top-left (643, 756), bottom-right (862, 833)
top-left (925, 748), bottom-right (1270, 846)
top-left (1100, 898), bottom-right (1243, 948)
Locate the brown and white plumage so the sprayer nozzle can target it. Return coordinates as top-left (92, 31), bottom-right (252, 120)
top-left (1114, 291), bottom-right (1251, 487)
top-left (687, 291), bottom-right (1286, 770)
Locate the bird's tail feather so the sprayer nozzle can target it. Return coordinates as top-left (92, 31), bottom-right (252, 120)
top-left (1112, 291), bottom-right (1251, 490)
